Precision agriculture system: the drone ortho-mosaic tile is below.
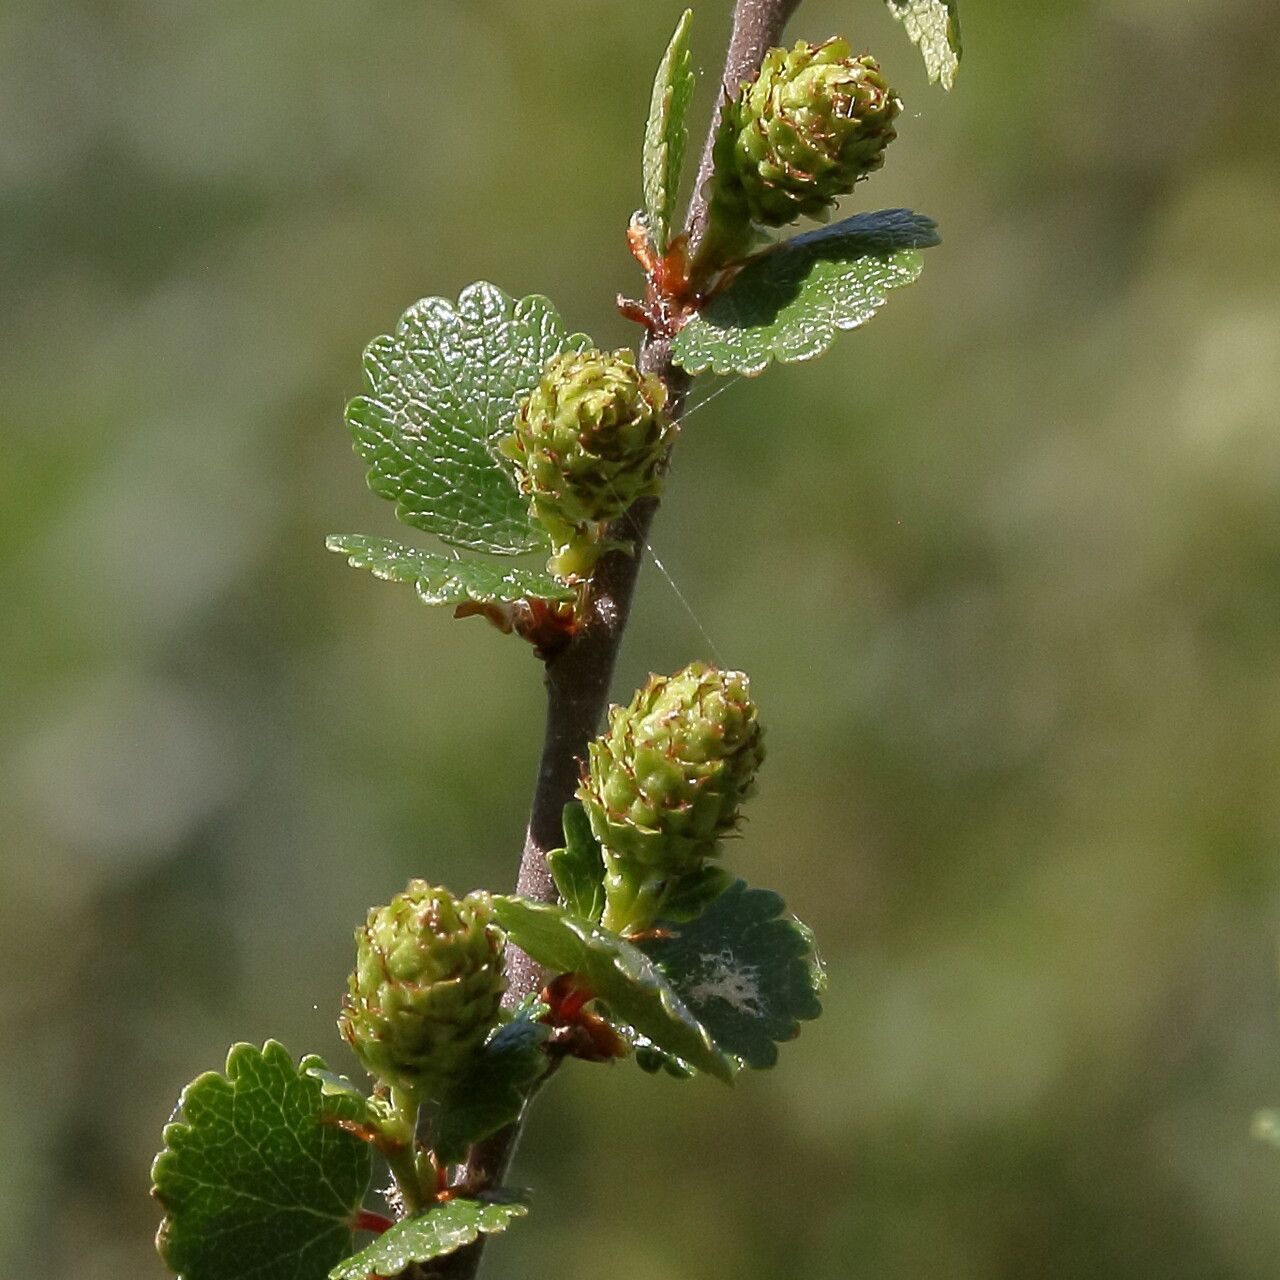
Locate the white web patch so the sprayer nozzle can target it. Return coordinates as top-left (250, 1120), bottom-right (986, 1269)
top-left (688, 950), bottom-right (762, 1017)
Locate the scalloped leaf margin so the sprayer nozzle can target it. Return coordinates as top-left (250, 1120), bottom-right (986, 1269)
top-left (326, 535), bottom-right (573, 607)
top-left (672, 209), bottom-right (941, 376)
top-left (330, 1196), bottom-right (528, 1280)
top-left (641, 880), bottom-right (825, 1069)
top-left (152, 1041), bottom-right (373, 1280)
top-left (347, 282), bottom-right (592, 554)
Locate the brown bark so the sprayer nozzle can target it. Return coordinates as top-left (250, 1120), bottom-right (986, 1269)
top-left (422, 4), bottom-right (802, 1274)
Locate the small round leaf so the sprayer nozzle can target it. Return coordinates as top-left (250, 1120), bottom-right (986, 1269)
top-left (152, 1041), bottom-right (373, 1280)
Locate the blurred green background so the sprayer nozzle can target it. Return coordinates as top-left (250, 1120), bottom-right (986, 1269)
top-left (4, 0), bottom-right (1280, 1275)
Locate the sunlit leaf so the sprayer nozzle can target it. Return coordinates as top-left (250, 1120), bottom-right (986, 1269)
top-left (672, 210), bottom-right (940, 376)
top-left (329, 1196), bottom-right (528, 1279)
top-left (326, 534), bottom-right (572, 607)
top-left (347, 282), bottom-right (591, 553)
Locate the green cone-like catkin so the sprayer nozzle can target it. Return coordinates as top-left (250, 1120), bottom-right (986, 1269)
top-left (579, 663), bottom-right (765, 934)
top-left (339, 882), bottom-right (506, 1097)
top-left (500, 349), bottom-right (675, 582)
top-left (698, 38), bottom-right (901, 271)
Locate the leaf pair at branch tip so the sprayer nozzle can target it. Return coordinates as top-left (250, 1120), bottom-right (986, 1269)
top-left (636, 11), bottom-right (949, 378)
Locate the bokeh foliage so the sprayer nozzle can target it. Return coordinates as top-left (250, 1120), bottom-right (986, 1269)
top-left (3, 0), bottom-right (1280, 1277)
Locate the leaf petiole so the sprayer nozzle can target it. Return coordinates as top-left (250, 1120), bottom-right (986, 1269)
top-left (352, 1209), bottom-right (395, 1236)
